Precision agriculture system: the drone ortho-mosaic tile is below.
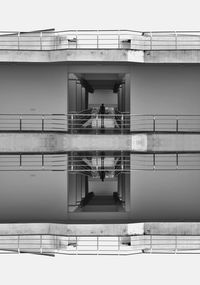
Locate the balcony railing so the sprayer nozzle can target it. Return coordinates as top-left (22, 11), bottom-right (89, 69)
top-left (0, 153), bottom-right (200, 171)
top-left (0, 234), bottom-right (200, 255)
top-left (0, 114), bottom-right (68, 132)
top-left (0, 30), bottom-right (200, 50)
top-left (1, 113), bottom-right (200, 133)
top-left (0, 154), bottom-right (67, 171)
top-left (69, 153), bottom-right (200, 172)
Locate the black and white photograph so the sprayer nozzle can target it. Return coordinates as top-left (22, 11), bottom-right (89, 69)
top-left (0, 0), bottom-right (199, 284)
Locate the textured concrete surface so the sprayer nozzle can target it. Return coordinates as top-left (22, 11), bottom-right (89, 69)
top-left (0, 49), bottom-right (200, 63)
top-left (0, 49), bottom-right (144, 63)
top-left (0, 223), bottom-right (144, 236)
top-left (145, 50), bottom-right (200, 63)
top-left (1, 133), bottom-right (200, 153)
top-left (148, 134), bottom-right (200, 152)
top-left (0, 133), bottom-right (145, 152)
top-left (1, 222), bottom-right (200, 236)
top-left (145, 223), bottom-right (200, 235)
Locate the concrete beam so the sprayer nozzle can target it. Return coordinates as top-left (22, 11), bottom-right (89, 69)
top-left (147, 134), bottom-right (200, 152)
top-left (0, 223), bottom-right (144, 236)
top-left (145, 50), bottom-right (200, 63)
top-left (1, 49), bottom-right (200, 63)
top-left (145, 223), bottom-right (200, 235)
top-left (0, 133), bottom-right (145, 152)
top-left (0, 49), bottom-right (144, 63)
top-left (2, 222), bottom-right (200, 236)
top-left (1, 133), bottom-right (200, 153)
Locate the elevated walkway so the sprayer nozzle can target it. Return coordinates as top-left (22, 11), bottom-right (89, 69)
top-left (0, 223), bottom-right (199, 255)
top-left (1, 133), bottom-right (200, 153)
top-left (0, 30), bottom-right (200, 63)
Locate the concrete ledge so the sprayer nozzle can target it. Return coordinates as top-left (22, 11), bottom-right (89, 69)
top-left (1, 133), bottom-right (200, 153)
top-left (145, 50), bottom-right (200, 63)
top-left (1, 49), bottom-right (200, 63)
top-left (0, 223), bottom-right (144, 236)
top-left (0, 49), bottom-right (144, 63)
top-left (145, 223), bottom-right (200, 235)
top-left (1, 222), bottom-right (200, 236)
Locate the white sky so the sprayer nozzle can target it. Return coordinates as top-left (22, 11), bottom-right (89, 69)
top-left (1, 0), bottom-right (200, 32)
top-left (1, 0), bottom-right (200, 284)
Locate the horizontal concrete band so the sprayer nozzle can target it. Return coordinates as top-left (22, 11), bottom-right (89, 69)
top-left (0, 223), bottom-right (144, 236)
top-left (0, 49), bottom-right (200, 63)
top-left (0, 222), bottom-right (200, 236)
top-left (1, 133), bottom-right (200, 152)
top-left (0, 133), bottom-right (139, 152)
top-left (0, 49), bottom-right (144, 63)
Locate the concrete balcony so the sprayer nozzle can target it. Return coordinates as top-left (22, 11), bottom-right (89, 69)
top-left (0, 30), bottom-right (200, 63)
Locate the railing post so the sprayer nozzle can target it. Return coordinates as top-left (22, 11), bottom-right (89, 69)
top-left (153, 116), bottom-right (156, 132)
top-left (150, 32), bottom-right (152, 50)
top-left (71, 151), bottom-right (74, 171)
top-left (42, 154), bottom-right (44, 168)
top-left (153, 153), bottom-right (156, 170)
top-left (40, 32), bottom-right (43, 50)
top-left (121, 114), bottom-right (124, 134)
top-left (18, 235), bottom-right (20, 254)
top-left (71, 114), bottom-right (74, 134)
top-left (18, 32), bottom-right (20, 50)
top-left (96, 114), bottom-right (98, 134)
top-left (97, 236), bottom-right (99, 254)
top-left (76, 34), bottom-right (78, 49)
top-left (150, 235), bottom-right (152, 253)
top-left (42, 115), bottom-right (44, 131)
top-left (76, 236), bottom-right (78, 255)
top-left (174, 31), bottom-right (178, 50)
top-left (176, 153), bottom-right (179, 170)
top-left (96, 153), bottom-right (98, 171)
top-left (118, 34), bottom-right (120, 48)
top-left (19, 115), bottom-right (22, 131)
top-left (121, 151), bottom-right (124, 171)
top-left (97, 35), bottom-right (99, 49)
top-left (40, 235), bottom-right (43, 254)
top-left (118, 236), bottom-right (120, 255)
top-left (176, 116), bottom-right (179, 132)
top-left (175, 235), bottom-right (178, 253)
top-left (19, 154), bottom-right (22, 168)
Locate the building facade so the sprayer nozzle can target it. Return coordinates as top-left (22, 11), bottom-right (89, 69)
top-left (0, 29), bottom-right (200, 254)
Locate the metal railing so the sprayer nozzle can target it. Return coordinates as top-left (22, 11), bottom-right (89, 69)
top-left (68, 114), bottom-right (200, 133)
top-left (0, 234), bottom-right (200, 255)
top-left (1, 153), bottom-right (200, 172)
top-left (0, 113), bottom-right (200, 133)
top-left (131, 153), bottom-right (200, 171)
top-left (0, 154), bottom-right (67, 171)
top-left (0, 114), bottom-right (68, 132)
top-left (68, 153), bottom-right (200, 172)
top-left (68, 154), bottom-right (130, 174)
top-left (1, 30), bottom-right (200, 50)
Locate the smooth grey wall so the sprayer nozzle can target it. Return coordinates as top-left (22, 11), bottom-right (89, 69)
top-left (0, 63), bottom-right (68, 114)
top-left (0, 171), bottom-right (68, 222)
top-left (131, 170), bottom-right (200, 221)
top-left (131, 64), bottom-right (200, 114)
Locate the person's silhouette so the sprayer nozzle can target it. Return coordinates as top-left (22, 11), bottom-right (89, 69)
top-left (99, 104), bottom-right (105, 114)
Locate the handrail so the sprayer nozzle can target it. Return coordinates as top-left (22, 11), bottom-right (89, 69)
top-left (1, 113), bottom-right (200, 133)
top-left (0, 29), bottom-right (200, 50)
top-left (1, 153), bottom-right (200, 172)
top-left (0, 234), bottom-right (200, 255)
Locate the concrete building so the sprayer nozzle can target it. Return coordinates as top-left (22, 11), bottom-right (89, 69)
top-left (1, 29), bottom-right (200, 255)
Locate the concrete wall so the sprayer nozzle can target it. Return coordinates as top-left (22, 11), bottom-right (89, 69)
top-left (0, 63), bottom-right (68, 114)
top-left (130, 170), bottom-right (200, 222)
top-left (131, 64), bottom-right (200, 115)
top-left (68, 78), bottom-right (87, 112)
top-left (0, 171), bottom-right (68, 222)
top-left (89, 90), bottom-right (117, 107)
